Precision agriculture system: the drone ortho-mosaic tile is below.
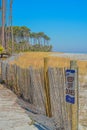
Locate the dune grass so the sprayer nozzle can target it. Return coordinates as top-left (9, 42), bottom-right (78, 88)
top-left (10, 52), bottom-right (87, 77)
top-left (11, 52), bottom-right (70, 68)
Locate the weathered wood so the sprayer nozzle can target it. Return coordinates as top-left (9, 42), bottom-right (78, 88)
top-left (16, 66), bottom-right (21, 96)
top-left (70, 60), bottom-right (79, 130)
top-left (1, 61), bottom-right (7, 81)
top-left (48, 68), bottom-right (64, 128)
top-left (12, 64), bottom-right (18, 94)
top-left (48, 67), bottom-right (71, 130)
top-left (64, 67), bottom-right (72, 130)
top-left (6, 63), bottom-right (10, 86)
top-left (9, 64), bottom-right (14, 90)
top-left (44, 58), bottom-right (52, 117)
top-left (21, 68), bottom-right (30, 101)
top-left (29, 67), bottom-right (45, 114)
top-left (20, 68), bottom-right (25, 99)
top-left (57, 68), bottom-right (69, 130)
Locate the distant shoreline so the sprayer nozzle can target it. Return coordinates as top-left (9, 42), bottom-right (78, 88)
top-left (51, 52), bottom-right (87, 61)
top-left (52, 51), bottom-right (87, 54)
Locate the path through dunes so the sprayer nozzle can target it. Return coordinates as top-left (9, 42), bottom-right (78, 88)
top-left (0, 84), bottom-right (39, 130)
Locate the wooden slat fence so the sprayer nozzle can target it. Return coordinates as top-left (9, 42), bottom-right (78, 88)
top-left (1, 60), bottom-right (75, 130)
top-left (48, 68), bottom-right (71, 130)
top-left (1, 62), bottom-right (46, 114)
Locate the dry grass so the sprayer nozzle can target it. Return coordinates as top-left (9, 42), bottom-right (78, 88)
top-left (10, 52), bottom-right (70, 68)
top-left (10, 52), bottom-right (87, 75)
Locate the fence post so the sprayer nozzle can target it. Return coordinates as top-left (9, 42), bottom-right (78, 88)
top-left (44, 57), bottom-right (52, 117)
top-left (70, 60), bottom-right (79, 130)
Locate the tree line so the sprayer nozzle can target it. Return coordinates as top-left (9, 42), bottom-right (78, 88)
top-left (12, 26), bottom-right (52, 52)
top-left (0, 26), bottom-right (52, 53)
top-left (13, 26), bottom-right (50, 45)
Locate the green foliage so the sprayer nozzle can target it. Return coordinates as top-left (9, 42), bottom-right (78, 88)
top-left (30, 44), bottom-right (52, 52)
top-left (0, 45), bottom-right (4, 53)
top-left (12, 42), bottom-right (52, 53)
top-left (6, 26), bottom-right (52, 53)
top-left (13, 26), bottom-right (31, 43)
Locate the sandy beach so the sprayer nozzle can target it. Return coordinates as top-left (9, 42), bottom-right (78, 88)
top-left (51, 53), bottom-right (87, 61)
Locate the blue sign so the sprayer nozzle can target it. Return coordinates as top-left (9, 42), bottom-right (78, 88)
top-left (65, 69), bottom-right (75, 104)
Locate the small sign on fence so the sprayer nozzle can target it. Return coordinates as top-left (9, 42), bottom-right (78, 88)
top-left (65, 69), bottom-right (75, 104)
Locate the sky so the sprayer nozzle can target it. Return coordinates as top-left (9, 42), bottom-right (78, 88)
top-left (12, 0), bottom-right (87, 53)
